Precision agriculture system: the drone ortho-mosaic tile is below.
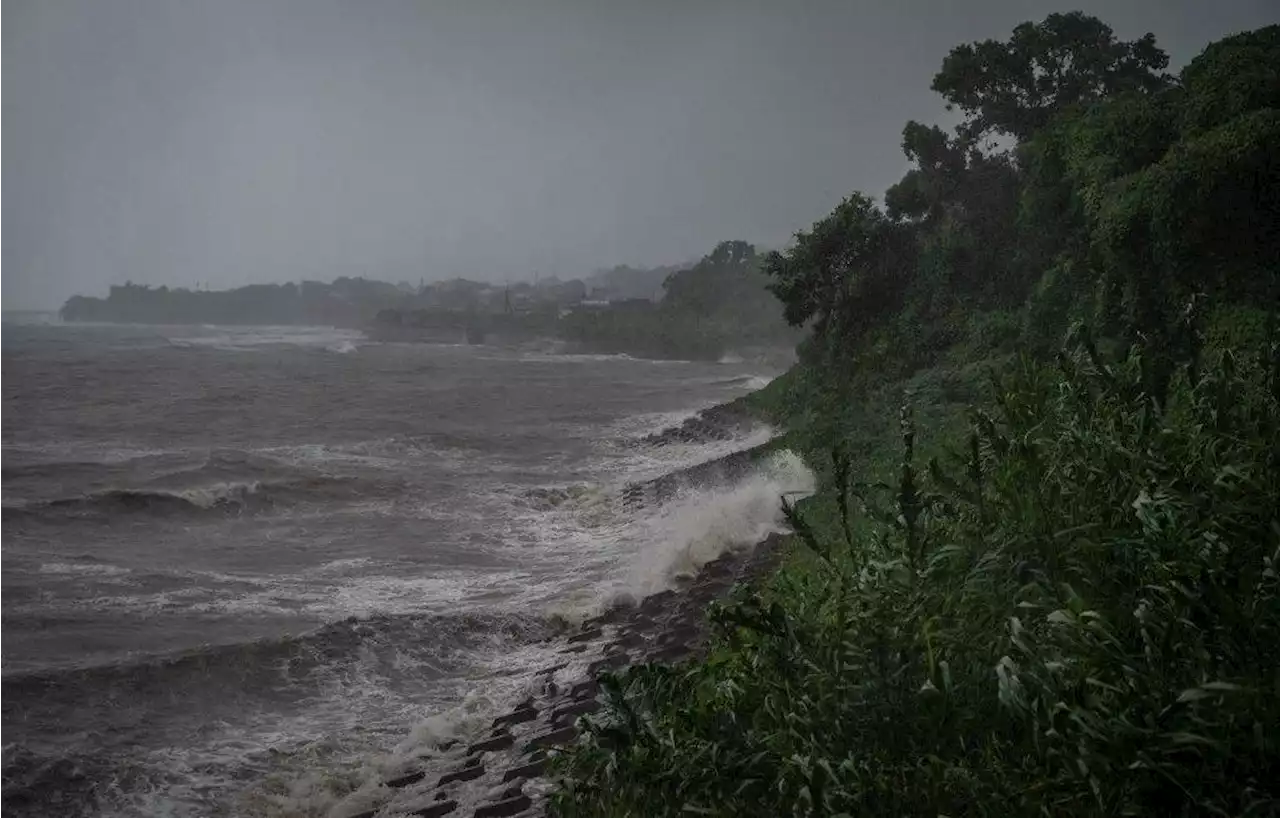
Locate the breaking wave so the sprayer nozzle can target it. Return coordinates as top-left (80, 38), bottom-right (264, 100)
top-left (1, 610), bottom-right (561, 817)
top-left (2, 476), bottom-right (368, 520)
top-left (610, 448), bottom-right (813, 600)
top-left (1, 448), bottom-right (401, 522)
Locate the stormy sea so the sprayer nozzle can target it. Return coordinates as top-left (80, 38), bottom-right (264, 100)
top-left (1, 317), bottom-right (812, 817)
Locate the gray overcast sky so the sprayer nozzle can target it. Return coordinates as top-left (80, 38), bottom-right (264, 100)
top-left (3, 1), bottom-right (1276, 309)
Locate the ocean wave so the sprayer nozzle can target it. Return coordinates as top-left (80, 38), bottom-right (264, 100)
top-left (709, 373), bottom-right (776, 390)
top-left (609, 448), bottom-right (814, 601)
top-left (1, 609), bottom-right (555, 704)
top-left (1, 745), bottom-right (113, 818)
top-left (166, 326), bottom-right (365, 351)
top-left (2, 445), bottom-right (404, 522)
top-left (4, 481), bottom-right (262, 520)
top-left (738, 374), bottom-right (775, 390)
top-left (3, 473), bottom-right (386, 522)
top-left (1, 609), bottom-right (562, 818)
top-left (37, 562), bottom-right (133, 578)
top-left (326, 340), bottom-right (360, 354)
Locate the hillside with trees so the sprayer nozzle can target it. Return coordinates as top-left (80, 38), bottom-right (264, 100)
top-left (559, 241), bottom-right (801, 360)
top-left (59, 248), bottom-right (798, 361)
top-left (549, 16), bottom-right (1280, 817)
top-left (60, 277), bottom-right (419, 328)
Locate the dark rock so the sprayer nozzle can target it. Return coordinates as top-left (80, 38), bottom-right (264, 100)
top-left (502, 758), bottom-right (547, 782)
top-left (493, 708), bottom-right (539, 729)
top-left (611, 631), bottom-right (646, 649)
top-left (438, 763), bottom-right (486, 787)
top-left (587, 653), bottom-right (629, 675)
top-left (551, 699), bottom-right (600, 727)
top-left (412, 800), bottom-right (458, 817)
top-left (527, 725), bottom-right (577, 750)
top-left (567, 627), bottom-right (603, 643)
top-left (625, 615), bottom-right (659, 632)
top-left (474, 794), bottom-right (533, 818)
top-left (559, 643), bottom-right (588, 654)
top-left (386, 770), bottom-right (427, 788)
top-left (702, 554), bottom-right (735, 571)
top-left (536, 662), bottom-right (569, 676)
top-left (658, 626), bottom-right (703, 647)
top-left (568, 679), bottom-right (598, 700)
top-left (638, 590), bottom-right (677, 615)
top-left (591, 606), bottom-right (630, 626)
top-left (468, 732), bottom-right (514, 755)
top-left (500, 783), bottom-right (524, 800)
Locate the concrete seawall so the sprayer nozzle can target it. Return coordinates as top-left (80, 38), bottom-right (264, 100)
top-left (347, 532), bottom-right (790, 818)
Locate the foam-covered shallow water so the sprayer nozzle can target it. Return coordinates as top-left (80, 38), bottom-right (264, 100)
top-left (1, 320), bottom-right (809, 817)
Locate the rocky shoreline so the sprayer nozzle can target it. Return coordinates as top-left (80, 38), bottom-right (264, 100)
top-left (346, 529), bottom-right (791, 818)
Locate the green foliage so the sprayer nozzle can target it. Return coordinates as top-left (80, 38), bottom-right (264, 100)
top-left (551, 20), bottom-right (1280, 815)
top-left (1091, 108), bottom-right (1280, 335)
top-left (558, 302), bottom-right (726, 361)
top-left (932, 11), bottom-right (1170, 142)
top-left (557, 239), bottom-right (800, 360)
top-left (1021, 258), bottom-right (1086, 355)
top-left (885, 122), bottom-right (969, 222)
top-left (763, 195), bottom-right (915, 371)
top-left (551, 341), bottom-right (1280, 817)
top-left (1179, 25), bottom-right (1280, 135)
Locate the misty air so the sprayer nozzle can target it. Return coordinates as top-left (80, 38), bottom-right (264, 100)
top-left (3, 2), bottom-right (1279, 817)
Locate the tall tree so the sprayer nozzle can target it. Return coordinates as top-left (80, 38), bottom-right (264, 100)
top-left (762, 195), bottom-right (912, 346)
top-left (932, 12), bottom-right (1169, 142)
top-left (884, 122), bottom-right (969, 222)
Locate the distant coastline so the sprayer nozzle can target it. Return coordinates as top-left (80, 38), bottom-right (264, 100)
top-left (55, 242), bottom-right (801, 362)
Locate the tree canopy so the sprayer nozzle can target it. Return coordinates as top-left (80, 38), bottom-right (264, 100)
top-left (932, 11), bottom-right (1169, 142)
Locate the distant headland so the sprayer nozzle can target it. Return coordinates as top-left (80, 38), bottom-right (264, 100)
top-left (58, 241), bottom-right (800, 361)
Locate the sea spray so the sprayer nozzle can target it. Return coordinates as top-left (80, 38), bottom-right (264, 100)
top-left (610, 449), bottom-right (814, 602)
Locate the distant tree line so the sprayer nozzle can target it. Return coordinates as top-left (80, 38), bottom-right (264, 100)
top-left (60, 278), bottom-right (405, 327)
top-left (62, 247), bottom-right (800, 359)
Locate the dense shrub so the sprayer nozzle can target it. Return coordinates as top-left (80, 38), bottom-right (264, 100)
top-left (552, 336), bottom-right (1280, 817)
top-left (549, 16), bottom-right (1280, 818)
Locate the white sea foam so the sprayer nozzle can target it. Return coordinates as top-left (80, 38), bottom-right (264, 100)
top-left (275, 447), bottom-right (814, 818)
top-left (169, 326), bottom-right (364, 352)
top-left (739, 374), bottom-right (776, 390)
top-left (174, 480), bottom-right (263, 507)
top-left (38, 562), bottom-right (133, 578)
top-left (608, 449), bottom-right (814, 601)
top-left (609, 423), bottom-right (778, 486)
top-left (309, 557), bottom-right (377, 575)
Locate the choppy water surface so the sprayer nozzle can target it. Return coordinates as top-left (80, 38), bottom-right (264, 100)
top-left (1, 319), bottom-right (811, 817)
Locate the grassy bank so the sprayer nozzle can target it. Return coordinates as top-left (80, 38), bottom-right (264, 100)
top-left (549, 329), bottom-right (1280, 817)
top-left (545, 16), bottom-right (1280, 817)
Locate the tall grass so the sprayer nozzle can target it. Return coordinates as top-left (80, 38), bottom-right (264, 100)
top-left (551, 334), bottom-right (1280, 817)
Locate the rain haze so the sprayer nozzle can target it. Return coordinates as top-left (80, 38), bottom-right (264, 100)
top-left (4, 4), bottom-right (1280, 817)
top-left (3, 0), bottom-right (1274, 310)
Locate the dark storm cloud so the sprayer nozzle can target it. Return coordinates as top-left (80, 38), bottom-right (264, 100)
top-left (3, 0), bottom-right (1276, 309)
